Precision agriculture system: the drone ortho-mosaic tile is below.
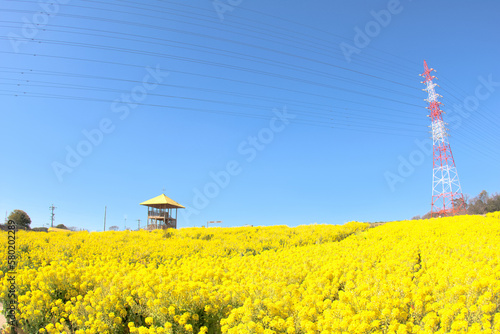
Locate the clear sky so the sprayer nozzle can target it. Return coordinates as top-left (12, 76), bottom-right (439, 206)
top-left (1, 0), bottom-right (499, 231)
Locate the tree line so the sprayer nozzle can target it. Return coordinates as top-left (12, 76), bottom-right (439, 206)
top-left (0, 209), bottom-right (76, 231)
top-left (413, 190), bottom-right (500, 220)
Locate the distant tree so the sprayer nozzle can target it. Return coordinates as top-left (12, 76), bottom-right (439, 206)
top-left (411, 215), bottom-right (421, 220)
top-left (416, 190), bottom-right (499, 219)
top-left (421, 211), bottom-right (432, 219)
top-left (486, 193), bottom-right (500, 213)
top-left (55, 224), bottom-right (68, 230)
top-left (476, 190), bottom-right (489, 212)
top-left (468, 190), bottom-right (489, 215)
top-left (7, 210), bottom-right (31, 229)
top-left (452, 196), bottom-right (468, 215)
top-left (108, 226), bottom-right (120, 231)
top-left (456, 191), bottom-right (500, 215)
top-left (462, 193), bottom-right (470, 207)
top-left (68, 226), bottom-right (79, 231)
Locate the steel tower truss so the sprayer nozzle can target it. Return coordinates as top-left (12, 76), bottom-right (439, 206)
top-left (420, 60), bottom-right (465, 217)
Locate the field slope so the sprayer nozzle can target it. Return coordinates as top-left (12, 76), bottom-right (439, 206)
top-left (1, 214), bottom-right (500, 334)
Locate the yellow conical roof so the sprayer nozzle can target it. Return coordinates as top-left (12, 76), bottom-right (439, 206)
top-left (140, 194), bottom-right (185, 209)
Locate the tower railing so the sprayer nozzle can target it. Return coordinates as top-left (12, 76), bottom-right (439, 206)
top-left (148, 210), bottom-right (169, 218)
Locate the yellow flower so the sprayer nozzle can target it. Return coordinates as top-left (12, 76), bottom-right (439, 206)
top-left (3, 216), bottom-right (500, 334)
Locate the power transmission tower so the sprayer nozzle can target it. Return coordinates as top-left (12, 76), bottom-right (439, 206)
top-left (137, 219), bottom-right (141, 230)
top-left (49, 204), bottom-right (57, 227)
top-left (420, 60), bottom-right (465, 217)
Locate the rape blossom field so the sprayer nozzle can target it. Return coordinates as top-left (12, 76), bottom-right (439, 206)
top-left (1, 213), bottom-right (500, 334)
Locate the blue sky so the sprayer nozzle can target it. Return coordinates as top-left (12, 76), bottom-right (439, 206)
top-left (1, 0), bottom-right (499, 230)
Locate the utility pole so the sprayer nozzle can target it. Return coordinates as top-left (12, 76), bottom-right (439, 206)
top-left (104, 206), bottom-right (107, 231)
top-left (49, 204), bottom-right (56, 227)
top-left (137, 219), bottom-right (141, 230)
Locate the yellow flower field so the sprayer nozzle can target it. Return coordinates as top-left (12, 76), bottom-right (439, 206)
top-left (1, 213), bottom-right (499, 334)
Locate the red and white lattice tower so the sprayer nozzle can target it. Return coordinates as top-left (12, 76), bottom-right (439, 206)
top-left (420, 60), bottom-right (465, 217)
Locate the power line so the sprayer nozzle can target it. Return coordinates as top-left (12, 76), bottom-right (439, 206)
top-left (0, 49), bottom-right (423, 113)
top-left (1, 5), bottom-right (420, 89)
top-left (0, 78), bottom-right (425, 127)
top-left (0, 65), bottom-right (423, 119)
top-left (0, 22), bottom-right (420, 98)
top-left (2, 0), bottom-right (496, 153)
top-left (0, 90), bottom-right (424, 136)
top-left (2, 1), bottom-right (419, 80)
